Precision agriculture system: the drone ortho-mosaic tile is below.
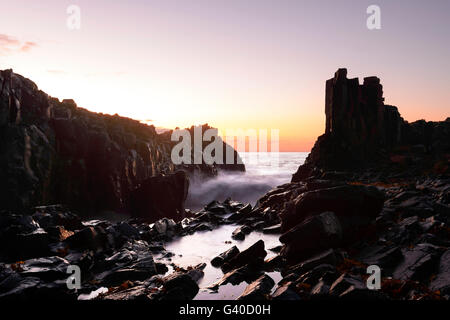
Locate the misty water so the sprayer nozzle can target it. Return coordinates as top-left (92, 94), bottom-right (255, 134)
top-left (186, 152), bottom-right (308, 210)
top-left (165, 152), bottom-right (308, 299)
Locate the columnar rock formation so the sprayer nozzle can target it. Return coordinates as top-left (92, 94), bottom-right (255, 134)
top-left (0, 69), bottom-right (243, 217)
top-left (293, 68), bottom-right (450, 181)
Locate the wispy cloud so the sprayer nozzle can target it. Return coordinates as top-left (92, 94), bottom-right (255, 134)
top-left (0, 34), bottom-right (39, 55)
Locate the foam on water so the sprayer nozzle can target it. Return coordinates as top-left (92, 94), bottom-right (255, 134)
top-left (186, 152), bottom-right (308, 210)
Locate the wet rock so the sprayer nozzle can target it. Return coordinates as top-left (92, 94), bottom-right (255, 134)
top-left (281, 185), bottom-right (384, 234)
top-left (393, 243), bottom-right (441, 281)
top-left (430, 249), bottom-right (450, 295)
top-left (264, 255), bottom-right (284, 271)
top-left (262, 224), bottom-right (282, 234)
top-left (46, 226), bottom-right (74, 242)
top-left (329, 273), bottom-right (365, 296)
top-left (160, 272), bottom-right (199, 300)
top-left (211, 246), bottom-right (240, 267)
top-left (152, 218), bottom-right (179, 239)
top-left (0, 276), bottom-right (41, 300)
top-left (65, 226), bottom-right (108, 252)
top-left (231, 225), bottom-right (251, 240)
top-left (102, 285), bottom-right (151, 301)
top-left (357, 245), bottom-right (403, 273)
top-left (280, 212), bottom-right (342, 265)
top-left (15, 256), bottom-right (71, 281)
top-left (222, 240), bottom-right (267, 272)
top-left (271, 281), bottom-right (300, 300)
top-left (285, 249), bottom-right (338, 277)
top-left (237, 274), bottom-right (275, 300)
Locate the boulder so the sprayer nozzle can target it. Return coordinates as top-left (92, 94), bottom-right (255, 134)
top-left (280, 212), bottom-right (342, 265)
top-left (237, 274), bottom-right (275, 300)
top-left (222, 240), bottom-right (267, 272)
top-left (281, 185), bottom-right (385, 234)
top-left (430, 249), bottom-right (450, 295)
top-left (211, 246), bottom-right (240, 267)
top-left (393, 243), bottom-right (441, 282)
top-left (128, 171), bottom-right (189, 223)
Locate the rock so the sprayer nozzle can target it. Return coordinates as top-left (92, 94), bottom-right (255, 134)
top-left (430, 249), bottom-right (450, 295)
top-left (262, 224), bottom-right (282, 234)
top-left (0, 276), bottom-right (41, 300)
top-left (264, 255), bottom-right (284, 271)
top-left (222, 240), bottom-right (267, 272)
top-left (329, 273), bottom-right (365, 296)
top-left (292, 69), bottom-right (450, 181)
top-left (237, 274), bottom-right (275, 300)
top-left (65, 226), bottom-right (108, 252)
top-left (284, 249), bottom-right (338, 277)
top-left (152, 218), bottom-right (179, 238)
top-left (14, 256), bottom-right (71, 281)
top-left (281, 185), bottom-right (384, 234)
top-left (357, 245), bottom-right (403, 273)
top-left (211, 246), bottom-right (240, 267)
top-left (46, 226), bottom-right (74, 242)
top-left (161, 272), bottom-right (199, 300)
top-left (8, 228), bottom-right (50, 260)
top-left (271, 281), bottom-right (300, 300)
top-left (128, 171), bottom-right (189, 223)
top-left (280, 212), bottom-right (342, 265)
top-left (102, 285), bottom-right (151, 301)
top-left (231, 225), bottom-right (251, 240)
top-left (393, 243), bottom-right (441, 281)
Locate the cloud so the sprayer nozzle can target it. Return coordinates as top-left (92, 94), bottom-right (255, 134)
top-left (20, 41), bottom-right (38, 52)
top-left (0, 34), bottom-right (38, 55)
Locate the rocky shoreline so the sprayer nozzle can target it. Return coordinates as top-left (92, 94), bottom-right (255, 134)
top-left (0, 69), bottom-right (449, 301)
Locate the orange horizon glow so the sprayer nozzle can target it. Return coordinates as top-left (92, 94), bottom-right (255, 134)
top-left (1, 1), bottom-right (448, 152)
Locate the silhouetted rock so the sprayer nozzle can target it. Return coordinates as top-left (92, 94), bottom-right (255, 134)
top-left (293, 68), bottom-right (450, 181)
top-left (0, 69), bottom-right (244, 216)
top-left (128, 171), bottom-right (189, 222)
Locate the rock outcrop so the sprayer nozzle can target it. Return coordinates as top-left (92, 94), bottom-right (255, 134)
top-left (293, 68), bottom-right (450, 181)
top-left (0, 69), bottom-right (244, 217)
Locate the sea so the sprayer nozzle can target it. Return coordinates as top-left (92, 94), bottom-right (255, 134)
top-left (186, 152), bottom-right (308, 210)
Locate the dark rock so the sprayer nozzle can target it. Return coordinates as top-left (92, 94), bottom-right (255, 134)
top-left (231, 225), bottom-right (251, 240)
top-left (393, 243), bottom-right (441, 281)
top-left (262, 224), bottom-right (282, 234)
top-left (237, 274), bottom-right (275, 300)
top-left (280, 212), bottom-right (342, 265)
top-left (281, 185), bottom-right (384, 234)
top-left (15, 256), bottom-right (71, 281)
top-left (222, 240), bottom-right (267, 272)
top-left (65, 226), bottom-right (108, 252)
top-left (430, 249), bottom-right (450, 295)
top-left (329, 273), bottom-right (365, 296)
top-left (357, 245), bottom-right (403, 273)
top-left (264, 255), bottom-right (284, 271)
top-left (161, 272), bottom-right (199, 300)
top-left (271, 281), bottom-right (300, 300)
top-left (128, 171), bottom-right (189, 223)
top-left (211, 246), bottom-right (240, 267)
top-left (284, 249), bottom-right (338, 277)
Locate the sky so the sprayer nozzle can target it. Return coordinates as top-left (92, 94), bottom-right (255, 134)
top-left (0, 0), bottom-right (449, 151)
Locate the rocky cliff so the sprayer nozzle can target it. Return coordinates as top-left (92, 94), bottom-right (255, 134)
top-left (293, 68), bottom-right (450, 181)
top-left (0, 69), bottom-right (243, 215)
